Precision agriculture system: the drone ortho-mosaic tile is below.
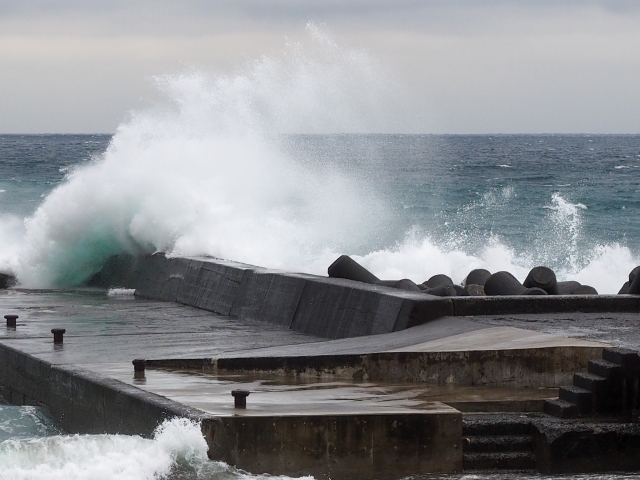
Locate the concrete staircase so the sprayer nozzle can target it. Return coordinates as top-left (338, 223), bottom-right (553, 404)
top-left (544, 347), bottom-right (639, 418)
top-left (462, 415), bottom-right (536, 471)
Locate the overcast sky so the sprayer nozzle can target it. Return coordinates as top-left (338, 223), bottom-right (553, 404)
top-left (1, 1), bottom-right (639, 134)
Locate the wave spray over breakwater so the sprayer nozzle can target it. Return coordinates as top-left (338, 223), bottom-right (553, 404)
top-left (13, 24), bottom-right (400, 287)
top-left (4, 25), bottom-right (639, 292)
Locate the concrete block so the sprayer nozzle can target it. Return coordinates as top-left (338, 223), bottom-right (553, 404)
top-left (210, 346), bottom-right (603, 387)
top-left (174, 258), bottom-right (258, 316)
top-left (452, 295), bottom-right (640, 316)
top-left (290, 276), bottom-right (390, 338)
top-left (559, 386), bottom-right (592, 415)
top-left (573, 372), bottom-right (607, 395)
top-left (536, 422), bottom-right (640, 473)
top-left (602, 347), bottom-right (640, 375)
top-left (288, 277), bottom-right (451, 339)
top-left (588, 359), bottom-right (623, 381)
top-left (133, 254), bottom-right (190, 302)
top-left (205, 411), bottom-right (462, 479)
top-left (235, 270), bottom-right (307, 327)
top-left (463, 452), bottom-right (536, 471)
top-left (174, 259), bottom-right (205, 306)
top-left (543, 398), bottom-right (578, 418)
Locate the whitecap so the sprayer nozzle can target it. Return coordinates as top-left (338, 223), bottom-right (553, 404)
top-left (106, 288), bottom-right (135, 297)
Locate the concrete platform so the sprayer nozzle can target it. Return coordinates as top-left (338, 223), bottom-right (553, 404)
top-left (0, 286), bottom-right (629, 477)
top-left (86, 363), bottom-right (560, 414)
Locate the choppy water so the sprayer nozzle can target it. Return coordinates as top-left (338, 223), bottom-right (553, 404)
top-left (1, 133), bottom-right (639, 292)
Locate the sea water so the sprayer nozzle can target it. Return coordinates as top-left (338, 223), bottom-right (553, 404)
top-left (1, 133), bottom-right (638, 292)
top-left (1, 25), bottom-right (640, 479)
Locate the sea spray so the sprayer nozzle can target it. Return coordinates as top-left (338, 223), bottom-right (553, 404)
top-left (14, 24), bottom-right (396, 287)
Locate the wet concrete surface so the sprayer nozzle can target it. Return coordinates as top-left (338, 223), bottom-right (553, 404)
top-left (1, 289), bottom-right (606, 364)
top-left (0, 288), bottom-right (617, 416)
top-left (0, 288), bottom-right (322, 363)
top-left (87, 363), bottom-right (558, 416)
top-left (470, 312), bottom-right (640, 351)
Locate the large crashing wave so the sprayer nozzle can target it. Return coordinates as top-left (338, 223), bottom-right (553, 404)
top-left (15, 24), bottom-right (400, 287)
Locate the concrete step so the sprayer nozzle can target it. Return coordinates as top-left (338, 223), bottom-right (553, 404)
top-left (573, 372), bottom-right (609, 413)
top-left (573, 371), bottom-right (607, 393)
top-left (588, 359), bottom-right (623, 381)
top-left (559, 385), bottom-right (592, 415)
top-left (602, 347), bottom-right (640, 375)
top-left (544, 398), bottom-right (578, 418)
top-left (463, 435), bottom-right (533, 454)
top-left (462, 415), bottom-right (532, 436)
top-left (463, 452), bottom-right (536, 471)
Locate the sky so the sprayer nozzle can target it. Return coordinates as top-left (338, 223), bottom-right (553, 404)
top-left (1, 0), bottom-right (639, 134)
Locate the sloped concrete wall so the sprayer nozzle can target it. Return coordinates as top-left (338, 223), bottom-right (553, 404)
top-left (0, 342), bottom-right (203, 436)
top-left (103, 253), bottom-right (640, 340)
top-left (132, 254), bottom-right (454, 339)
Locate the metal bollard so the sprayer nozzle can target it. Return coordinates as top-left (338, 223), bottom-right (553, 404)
top-left (51, 328), bottom-right (66, 344)
top-left (4, 314), bottom-right (18, 328)
top-left (231, 389), bottom-right (250, 409)
top-left (132, 358), bottom-right (146, 380)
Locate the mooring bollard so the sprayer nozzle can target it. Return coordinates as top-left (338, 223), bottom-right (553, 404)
top-left (132, 358), bottom-right (146, 380)
top-left (51, 328), bottom-right (66, 344)
top-left (231, 389), bottom-right (250, 409)
top-left (4, 314), bottom-right (18, 328)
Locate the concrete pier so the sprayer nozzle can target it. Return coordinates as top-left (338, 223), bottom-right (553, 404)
top-left (2, 255), bottom-right (640, 476)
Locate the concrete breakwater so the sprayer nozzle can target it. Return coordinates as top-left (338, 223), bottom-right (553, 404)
top-left (0, 289), bottom-right (464, 479)
top-left (3, 255), bottom-right (640, 477)
top-left (93, 253), bottom-right (640, 340)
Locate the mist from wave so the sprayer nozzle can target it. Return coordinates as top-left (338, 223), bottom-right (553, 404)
top-left (12, 24), bottom-right (401, 287)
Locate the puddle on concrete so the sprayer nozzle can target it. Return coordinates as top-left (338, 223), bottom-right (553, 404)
top-left (85, 363), bottom-right (557, 416)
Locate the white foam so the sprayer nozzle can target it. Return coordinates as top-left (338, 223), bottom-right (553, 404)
top-left (106, 288), bottom-right (135, 297)
top-left (0, 418), bottom-right (202, 480)
top-left (0, 417), bottom-right (312, 480)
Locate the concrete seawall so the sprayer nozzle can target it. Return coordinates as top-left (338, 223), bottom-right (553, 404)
top-left (101, 253), bottom-right (640, 339)
top-left (0, 341), bottom-right (463, 478)
top-left (146, 346), bottom-right (604, 387)
top-left (105, 253), bottom-right (453, 338)
top-left (0, 342), bottom-right (204, 436)
top-left (3, 256), bottom-right (639, 476)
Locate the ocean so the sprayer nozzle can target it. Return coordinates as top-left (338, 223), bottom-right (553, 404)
top-left (1, 28), bottom-right (640, 479)
top-left (0, 133), bottom-right (639, 292)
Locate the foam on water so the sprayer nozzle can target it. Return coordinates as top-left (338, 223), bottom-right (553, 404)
top-left (0, 417), bottom-right (311, 480)
top-left (347, 192), bottom-right (638, 293)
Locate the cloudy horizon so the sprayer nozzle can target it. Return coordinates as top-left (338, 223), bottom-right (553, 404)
top-left (1, 1), bottom-right (639, 134)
